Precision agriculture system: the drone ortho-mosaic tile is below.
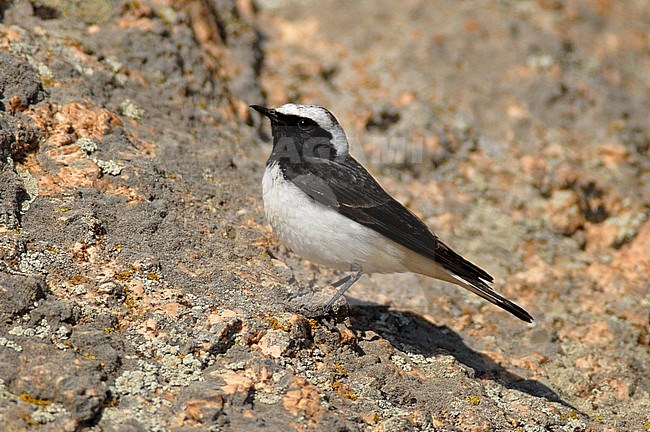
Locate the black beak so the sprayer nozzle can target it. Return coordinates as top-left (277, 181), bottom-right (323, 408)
top-left (250, 105), bottom-right (280, 122)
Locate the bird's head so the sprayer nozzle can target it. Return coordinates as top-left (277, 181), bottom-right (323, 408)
top-left (251, 103), bottom-right (350, 162)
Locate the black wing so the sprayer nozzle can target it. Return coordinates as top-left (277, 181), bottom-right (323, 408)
top-left (282, 155), bottom-right (493, 283)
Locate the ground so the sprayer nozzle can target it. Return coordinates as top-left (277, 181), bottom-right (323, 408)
top-left (0, 0), bottom-right (649, 431)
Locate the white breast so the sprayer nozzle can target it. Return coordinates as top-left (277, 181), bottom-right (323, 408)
top-left (262, 162), bottom-right (409, 274)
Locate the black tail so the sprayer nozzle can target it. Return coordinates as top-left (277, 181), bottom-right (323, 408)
top-left (450, 273), bottom-right (533, 322)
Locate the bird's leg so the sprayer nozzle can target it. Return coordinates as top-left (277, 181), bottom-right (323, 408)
top-left (325, 264), bottom-right (363, 310)
top-left (330, 274), bottom-right (351, 288)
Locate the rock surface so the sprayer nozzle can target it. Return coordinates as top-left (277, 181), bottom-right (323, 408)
top-left (0, 0), bottom-right (648, 430)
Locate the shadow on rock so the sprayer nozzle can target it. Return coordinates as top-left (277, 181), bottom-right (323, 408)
top-left (348, 303), bottom-right (580, 413)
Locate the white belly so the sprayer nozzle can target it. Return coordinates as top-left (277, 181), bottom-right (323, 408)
top-left (262, 163), bottom-right (409, 274)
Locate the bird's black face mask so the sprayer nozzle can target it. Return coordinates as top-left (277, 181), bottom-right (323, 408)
top-left (251, 105), bottom-right (337, 163)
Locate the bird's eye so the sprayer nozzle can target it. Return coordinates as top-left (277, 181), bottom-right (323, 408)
top-left (298, 119), bottom-right (312, 130)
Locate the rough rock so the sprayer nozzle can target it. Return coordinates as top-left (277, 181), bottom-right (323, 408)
top-left (0, 0), bottom-right (648, 430)
top-left (0, 272), bottom-right (44, 323)
top-left (0, 50), bottom-right (45, 109)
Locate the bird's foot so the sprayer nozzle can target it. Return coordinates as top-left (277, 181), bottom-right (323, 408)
top-left (284, 284), bottom-right (348, 318)
top-left (283, 264), bottom-right (362, 318)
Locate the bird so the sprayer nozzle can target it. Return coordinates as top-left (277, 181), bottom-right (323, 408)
top-left (250, 103), bottom-right (533, 322)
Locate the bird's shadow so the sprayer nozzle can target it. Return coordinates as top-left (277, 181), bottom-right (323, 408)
top-left (346, 303), bottom-right (581, 413)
